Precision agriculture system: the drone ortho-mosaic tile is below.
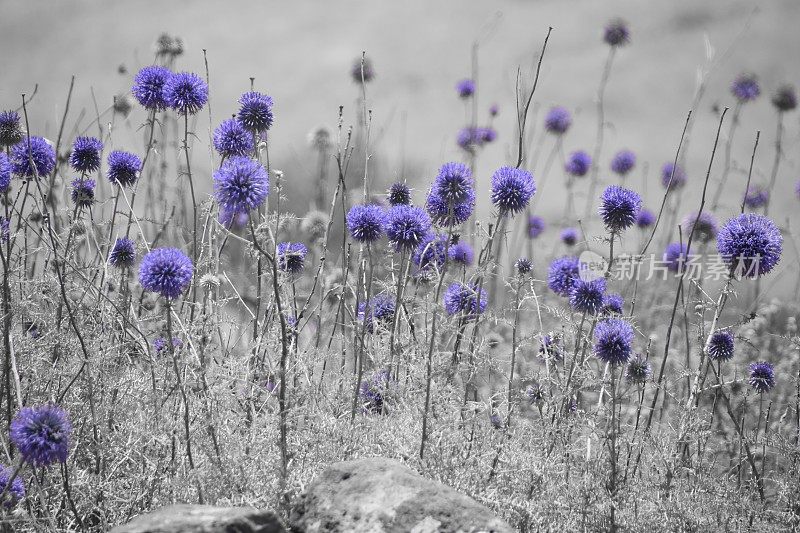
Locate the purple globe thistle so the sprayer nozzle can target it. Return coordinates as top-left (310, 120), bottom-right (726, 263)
top-left (131, 65), bottom-right (171, 110)
top-left (515, 257), bottom-right (533, 275)
top-left (625, 356), bottom-right (651, 384)
top-left (707, 330), bottom-right (735, 361)
top-left (717, 213), bottom-right (782, 278)
top-left (213, 118), bottom-right (255, 158)
top-left (0, 111), bottom-right (23, 148)
top-left (107, 150), bottom-right (141, 187)
top-left (561, 227), bottom-right (579, 246)
top-left (388, 182), bottom-right (411, 206)
top-left (69, 136), bottom-right (103, 173)
top-left (569, 278), bottom-right (606, 315)
top-left (385, 205), bottom-right (431, 250)
top-left (661, 162), bottom-right (686, 191)
top-left (748, 361), bottom-right (775, 393)
top-left (237, 91), bottom-right (274, 133)
top-left (70, 178), bottom-right (95, 208)
top-left (683, 211), bottom-right (718, 243)
top-left (10, 136), bottom-right (55, 178)
top-left (636, 208), bottom-right (655, 229)
top-left (528, 215), bottom-right (546, 239)
top-left (138, 247), bottom-right (194, 299)
top-left (347, 204), bottom-right (386, 243)
top-left (526, 382), bottom-right (546, 405)
top-left (603, 293), bottom-right (624, 315)
top-left (413, 233), bottom-right (448, 271)
top-left (457, 127), bottom-right (481, 152)
top-left (565, 150), bottom-right (591, 177)
top-left (154, 336), bottom-right (183, 354)
top-left (163, 71), bottom-right (208, 115)
top-left (443, 282), bottom-right (487, 318)
top-left (599, 185), bottom-right (642, 232)
top-left (0, 153), bottom-right (11, 193)
top-left (743, 185), bottom-right (769, 209)
top-left (213, 156), bottom-right (269, 215)
top-left (491, 166), bottom-right (536, 216)
top-left (359, 369), bottom-right (390, 413)
top-left (109, 237), bottom-right (136, 268)
top-left (358, 294), bottom-right (396, 333)
top-left (219, 208), bottom-right (249, 229)
top-left (0, 465), bottom-right (25, 507)
top-left (539, 333), bottom-right (564, 361)
top-left (351, 56), bottom-right (375, 83)
top-left (611, 149), bottom-right (636, 176)
top-left (479, 127), bottom-right (497, 144)
top-left (544, 106), bottom-right (572, 135)
top-left (593, 318), bottom-right (634, 366)
top-left (731, 73), bottom-right (760, 103)
top-left (10, 405), bottom-right (72, 466)
top-left (663, 242), bottom-right (688, 273)
top-left (449, 241), bottom-right (474, 266)
top-left (772, 85), bottom-right (797, 112)
top-left (431, 162), bottom-right (473, 204)
top-left (604, 19), bottom-right (631, 47)
top-left (489, 103), bottom-right (499, 117)
top-left (426, 190), bottom-right (475, 227)
top-left (277, 242), bottom-right (308, 274)
top-left (456, 79), bottom-right (476, 98)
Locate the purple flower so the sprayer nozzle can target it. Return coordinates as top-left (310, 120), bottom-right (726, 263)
top-left (347, 204), bottom-right (386, 243)
top-left (69, 136), bottom-right (103, 173)
top-left (132, 65), bottom-right (171, 110)
top-left (351, 56), bottom-right (375, 83)
top-left (744, 185), bottom-right (769, 209)
top-left (385, 205), bottom-right (431, 250)
top-left (10, 136), bottom-right (55, 178)
top-left (139, 248), bottom-right (194, 299)
top-left (515, 258), bottom-right (533, 275)
top-left (449, 241), bottom-right (474, 266)
top-left (539, 333), bottom-right (564, 361)
top-left (413, 233), bottom-right (448, 271)
top-left (237, 91), bottom-right (274, 133)
top-left (569, 278), bottom-right (606, 315)
top-left (748, 361), bottom-right (775, 393)
top-left (10, 405), bottom-right (72, 466)
top-left (603, 293), bottom-right (624, 315)
top-left (707, 330), bottom-right (734, 361)
top-left (358, 294), bottom-right (395, 333)
top-left (444, 282), bottom-right (487, 318)
top-left (636, 208), bottom-right (655, 229)
top-left (388, 182), bottom-right (411, 206)
top-left (489, 104), bottom-right (499, 117)
top-left (0, 153), bottom-right (11, 193)
top-left (527, 215), bottom-right (546, 239)
top-left (663, 242), bottom-right (688, 273)
top-left (599, 185), bottom-right (641, 232)
top-left (107, 150), bottom-right (141, 187)
top-left (163, 72), bottom-right (208, 115)
top-left (611, 150), bottom-right (636, 176)
top-left (213, 118), bottom-right (255, 158)
top-left (213, 156), bottom-right (269, 215)
top-left (772, 85), bottom-right (797, 112)
top-left (109, 237), bottom-right (136, 268)
top-left (731, 73), bottom-right (760, 103)
top-left (604, 19), bottom-right (631, 46)
top-left (594, 318), bottom-right (634, 365)
top-left (548, 256), bottom-right (580, 297)
top-left (0, 111), bottom-right (23, 148)
top-left (490, 166), bottom-right (536, 215)
top-left (565, 150), bottom-right (591, 177)
top-left (456, 79), bottom-right (475, 98)
top-left (219, 208), bottom-right (249, 230)
top-left (70, 178), bottom-right (95, 208)
top-left (0, 465), bottom-right (25, 507)
top-left (717, 213), bottom-right (782, 278)
top-left (431, 162), bottom-right (473, 204)
top-left (661, 162), bottom-right (686, 191)
top-left (544, 106), bottom-right (571, 135)
top-left (276, 242), bottom-right (308, 273)
top-left (359, 369), bottom-right (390, 413)
top-left (683, 211), bottom-right (718, 243)
top-left (625, 356), bottom-right (651, 384)
top-left (561, 227), bottom-right (579, 246)
top-left (426, 190), bottom-right (475, 227)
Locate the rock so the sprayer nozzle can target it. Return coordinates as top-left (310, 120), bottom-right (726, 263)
top-left (110, 504), bottom-right (285, 533)
top-left (289, 457), bottom-right (513, 533)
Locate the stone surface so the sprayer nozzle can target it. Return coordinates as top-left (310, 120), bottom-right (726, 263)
top-left (289, 457), bottom-right (513, 533)
top-left (110, 504), bottom-right (285, 533)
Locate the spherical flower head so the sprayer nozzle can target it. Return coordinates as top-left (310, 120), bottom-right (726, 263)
top-left (163, 71), bottom-right (208, 115)
top-left (489, 103), bottom-right (499, 117)
top-left (237, 91), bottom-right (274, 133)
top-left (456, 79), bottom-right (475, 98)
top-left (0, 153), bottom-right (11, 193)
top-left (0, 111), bottom-right (24, 148)
top-left (544, 106), bottom-right (571, 135)
top-left (347, 204), bottom-right (386, 243)
top-left (70, 178), bottom-right (95, 208)
top-left (457, 127), bottom-right (481, 152)
top-left (748, 361), bottom-right (775, 393)
top-left (109, 237), bottom-right (136, 268)
top-left (449, 241), bottom-right (474, 266)
top-left (107, 150), bottom-right (141, 187)
top-left (443, 282), bottom-right (487, 319)
top-left (213, 156), bottom-right (269, 215)
top-left (69, 136), bottom-right (103, 173)
top-left (132, 65), bottom-right (171, 110)
top-left (515, 258), bottom-right (533, 275)
top-left (594, 318), bottom-right (634, 365)
top-left (358, 294), bottom-right (395, 333)
top-left (717, 213), bottom-right (782, 278)
top-left (663, 242), bottom-right (688, 273)
top-left (213, 118), bottom-right (255, 158)
top-left (359, 369), bottom-right (390, 413)
top-left (548, 256), bottom-right (580, 296)
top-left (599, 185), bottom-right (641, 232)
top-left (388, 182), bottom-right (411, 206)
top-left (277, 242), bottom-right (308, 274)
top-left (11, 136), bottom-right (55, 178)
top-left (431, 162), bottom-right (473, 204)
top-left (385, 205), bottom-right (431, 250)
top-left (528, 215), bottom-right (546, 239)
top-left (661, 162), bottom-right (686, 191)
top-left (526, 382), bottom-right (545, 405)
top-left (565, 150), bottom-right (591, 177)
top-left (625, 356), bottom-right (651, 384)
top-left (707, 330), bottom-right (735, 361)
top-left (426, 189), bottom-right (475, 227)
top-left (10, 405), bottom-right (72, 467)
top-left (611, 149), bottom-right (636, 176)
top-left (478, 127), bottom-right (497, 144)
top-left (603, 293), bottom-right (624, 315)
top-left (491, 166), bottom-right (536, 216)
top-left (138, 247), bottom-right (194, 299)
top-left (636, 208), bottom-right (655, 229)
top-left (744, 185), bottom-right (769, 209)
top-left (0, 465), bottom-right (25, 507)
top-left (413, 233), bottom-right (448, 271)
top-left (683, 211), bottom-right (718, 243)
top-left (604, 18), bottom-right (631, 47)
top-left (731, 73), bottom-right (760, 103)
top-left (772, 85), bottom-right (797, 112)
top-left (351, 57), bottom-right (375, 83)
top-left (154, 337), bottom-right (183, 354)
top-left (569, 278), bottom-right (606, 315)
top-left (561, 227), bottom-right (579, 246)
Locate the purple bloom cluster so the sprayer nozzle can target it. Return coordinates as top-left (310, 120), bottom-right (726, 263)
top-left (154, 337), bottom-right (183, 354)
top-left (277, 242), bottom-right (308, 273)
top-left (0, 465), bottom-right (25, 507)
top-left (604, 19), bottom-right (631, 46)
top-left (663, 242), bottom-right (688, 273)
top-left (744, 185), bottom-right (769, 209)
top-left (599, 185), bottom-right (641, 232)
top-left (527, 215), bottom-right (546, 239)
top-left (594, 318), bottom-right (634, 365)
top-left (707, 330), bottom-right (735, 361)
top-left (347, 204), bottom-right (386, 243)
top-left (449, 241), bottom-right (474, 266)
top-left (565, 150), bottom-right (591, 177)
top-left (443, 282), bottom-right (487, 318)
top-left (748, 361), bottom-right (775, 393)
top-left (611, 150), bottom-right (636, 176)
top-left (213, 156), bottom-right (269, 216)
top-left (547, 256), bottom-right (580, 297)
top-left (386, 205), bottom-right (431, 250)
top-left (603, 293), bottom-right (624, 315)
top-left (456, 79), bottom-right (476, 98)
top-left (388, 182), bottom-right (411, 206)
top-left (539, 333), bottom-right (563, 361)
top-left (426, 162), bottom-right (475, 226)
top-left (456, 127), bottom-right (497, 152)
top-left (0, 153), bottom-right (11, 193)
top-left (139, 247), bottom-right (194, 299)
top-left (163, 72), bottom-right (208, 115)
top-left (413, 233), bottom-right (448, 271)
top-left (359, 369), bottom-right (391, 413)
top-left (544, 106), bottom-right (571, 135)
top-left (358, 294), bottom-right (396, 333)
top-left (636, 208), bottom-right (655, 229)
top-left (717, 213), bottom-right (782, 278)
top-left (731, 73), bottom-right (760, 103)
top-left (661, 162), bottom-right (686, 191)
top-left (213, 118), bottom-right (255, 158)
top-left (109, 237), bottom-right (136, 268)
top-left (625, 356), bottom-right (651, 384)
top-left (515, 258), bottom-right (533, 275)
top-left (490, 166), bottom-right (536, 215)
top-left (0, 111), bottom-right (23, 147)
top-left (569, 278), bottom-right (606, 315)
top-left (238, 91), bottom-right (274, 133)
top-left (107, 150), bottom-right (141, 187)
top-left (70, 178), bottom-right (96, 208)
top-left (11, 136), bottom-right (55, 178)
top-left (561, 227), bottom-right (579, 246)
top-left (131, 65), bottom-right (171, 110)
top-left (69, 136), bottom-right (103, 173)
top-left (683, 211), bottom-right (718, 243)
top-left (10, 405), bottom-right (72, 466)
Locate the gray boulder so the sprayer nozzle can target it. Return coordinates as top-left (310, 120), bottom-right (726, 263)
top-left (289, 457), bottom-right (513, 533)
top-left (110, 504), bottom-right (285, 533)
